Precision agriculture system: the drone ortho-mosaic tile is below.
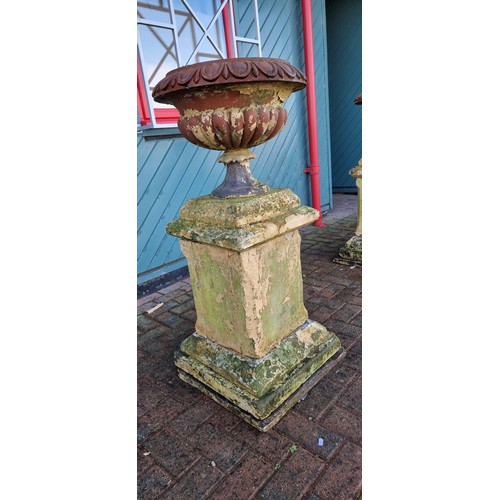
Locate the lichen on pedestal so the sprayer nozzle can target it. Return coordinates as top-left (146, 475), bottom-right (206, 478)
top-left (339, 234), bottom-right (362, 262)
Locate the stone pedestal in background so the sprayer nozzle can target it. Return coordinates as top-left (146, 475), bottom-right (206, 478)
top-left (336, 93), bottom-right (363, 266)
top-left (337, 159), bottom-right (362, 265)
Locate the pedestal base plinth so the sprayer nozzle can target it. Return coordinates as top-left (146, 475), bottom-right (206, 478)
top-left (334, 235), bottom-right (362, 267)
top-left (174, 320), bottom-right (345, 432)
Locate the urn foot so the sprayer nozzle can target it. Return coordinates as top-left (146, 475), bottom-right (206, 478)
top-left (212, 160), bottom-right (269, 198)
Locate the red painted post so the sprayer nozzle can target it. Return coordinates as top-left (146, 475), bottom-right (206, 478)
top-left (301, 0), bottom-right (325, 227)
top-left (222, 1), bottom-right (236, 58)
top-left (137, 54), bottom-right (150, 126)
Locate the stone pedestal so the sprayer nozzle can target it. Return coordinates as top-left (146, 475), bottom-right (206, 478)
top-left (168, 188), bottom-right (345, 431)
top-left (336, 159), bottom-right (362, 266)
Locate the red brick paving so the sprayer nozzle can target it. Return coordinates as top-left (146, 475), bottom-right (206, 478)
top-left (320, 406), bottom-right (362, 445)
top-left (165, 460), bottom-right (225, 499)
top-left (256, 447), bottom-right (326, 499)
top-left (294, 378), bottom-right (345, 420)
top-left (312, 443), bottom-right (362, 500)
top-left (138, 194), bottom-right (362, 499)
top-left (229, 421), bottom-right (294, 465)
top-left (275, 411), bottom-right (344, 461)
top-left (138, 463), bottom-right (175, 499)
top-left (209, 451), bottom-right (275, 500)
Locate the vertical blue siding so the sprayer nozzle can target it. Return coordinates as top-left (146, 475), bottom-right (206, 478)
top-left (137, 0), bottom-right (332, 283)
top-left (326, 0), bottom-right (362, 192)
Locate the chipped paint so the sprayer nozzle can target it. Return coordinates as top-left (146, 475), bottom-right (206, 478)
top-left (218, 148), bottom-right (256, 165)
top-left (173, 81), bottom-right (294, 153)
top-left (296, 326), bottom-right (315, 346)
top-left (180, 103), bottom-right (287, 151)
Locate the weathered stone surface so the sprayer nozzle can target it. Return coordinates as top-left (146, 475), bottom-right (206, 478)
top-left (168, 205), bottom-right (318, 251)
top-left (179, 188), bottom-right (300, 228)
top-left (178, 320), bottom-right (337, 398)
top-left (176, 344), bottom-right (346, 432)
top-left (335, 159), bottom-right (362, 266)
top-left (174, 319), bottom-right (343, 420)
top-left (181, 230), bottom-right (308, 358)
top-left (350, 159), bottom-right (362, 237)
top-left (339, 235), bottom-right (362, 262)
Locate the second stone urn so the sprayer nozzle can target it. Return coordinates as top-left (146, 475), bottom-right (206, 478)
top-left (153, 57), bottom-right (345, 431)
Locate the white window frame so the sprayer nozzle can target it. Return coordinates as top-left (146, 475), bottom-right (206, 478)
top-left (137, 0), bottom-right (262, 130)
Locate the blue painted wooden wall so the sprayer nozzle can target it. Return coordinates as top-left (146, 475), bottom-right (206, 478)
top-left (138, 0), bottom-right (332, 283)
top-left (326, 0), bottom-right (362, 192)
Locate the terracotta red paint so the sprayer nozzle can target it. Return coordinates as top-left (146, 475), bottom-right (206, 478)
top-left (153, 58), bottom-right (306, 96)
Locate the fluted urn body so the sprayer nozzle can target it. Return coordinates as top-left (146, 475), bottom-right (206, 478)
top-left (153, 58), bottom-right (306, 197)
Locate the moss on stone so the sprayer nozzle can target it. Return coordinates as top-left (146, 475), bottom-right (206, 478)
top-left (167, 205), bottom-right (318, 252)
top-left (175, 320), bottom-right (343, 419)
top-left (179, 320), bottom-right (337, 399)
top-left (178, 188), bottom-right (300, 228)
top-left (339, 235), bottom-right (362, 261)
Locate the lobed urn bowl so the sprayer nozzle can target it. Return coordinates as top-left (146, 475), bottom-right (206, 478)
top-left (153, 57), bottom-right (306, 197)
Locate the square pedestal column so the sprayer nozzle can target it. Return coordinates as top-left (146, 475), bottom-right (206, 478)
top-left (168, 188), bottom-right (345, 431)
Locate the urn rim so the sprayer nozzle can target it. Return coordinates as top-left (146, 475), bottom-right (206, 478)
top-left (152, 57), bottom-right (307, 104)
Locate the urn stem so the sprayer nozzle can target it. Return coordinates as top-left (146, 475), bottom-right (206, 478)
top-left (212, 161), bottom-right (269, 198)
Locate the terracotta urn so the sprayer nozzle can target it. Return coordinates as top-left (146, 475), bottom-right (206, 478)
top-left (152, 57), bottom-right (306, 197)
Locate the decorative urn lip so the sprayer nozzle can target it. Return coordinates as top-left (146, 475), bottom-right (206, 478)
top-left (152, 57), bottom-right (307, 103)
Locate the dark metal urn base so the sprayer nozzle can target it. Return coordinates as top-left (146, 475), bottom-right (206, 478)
top-left (212, 161), bottom-right (269, 198)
